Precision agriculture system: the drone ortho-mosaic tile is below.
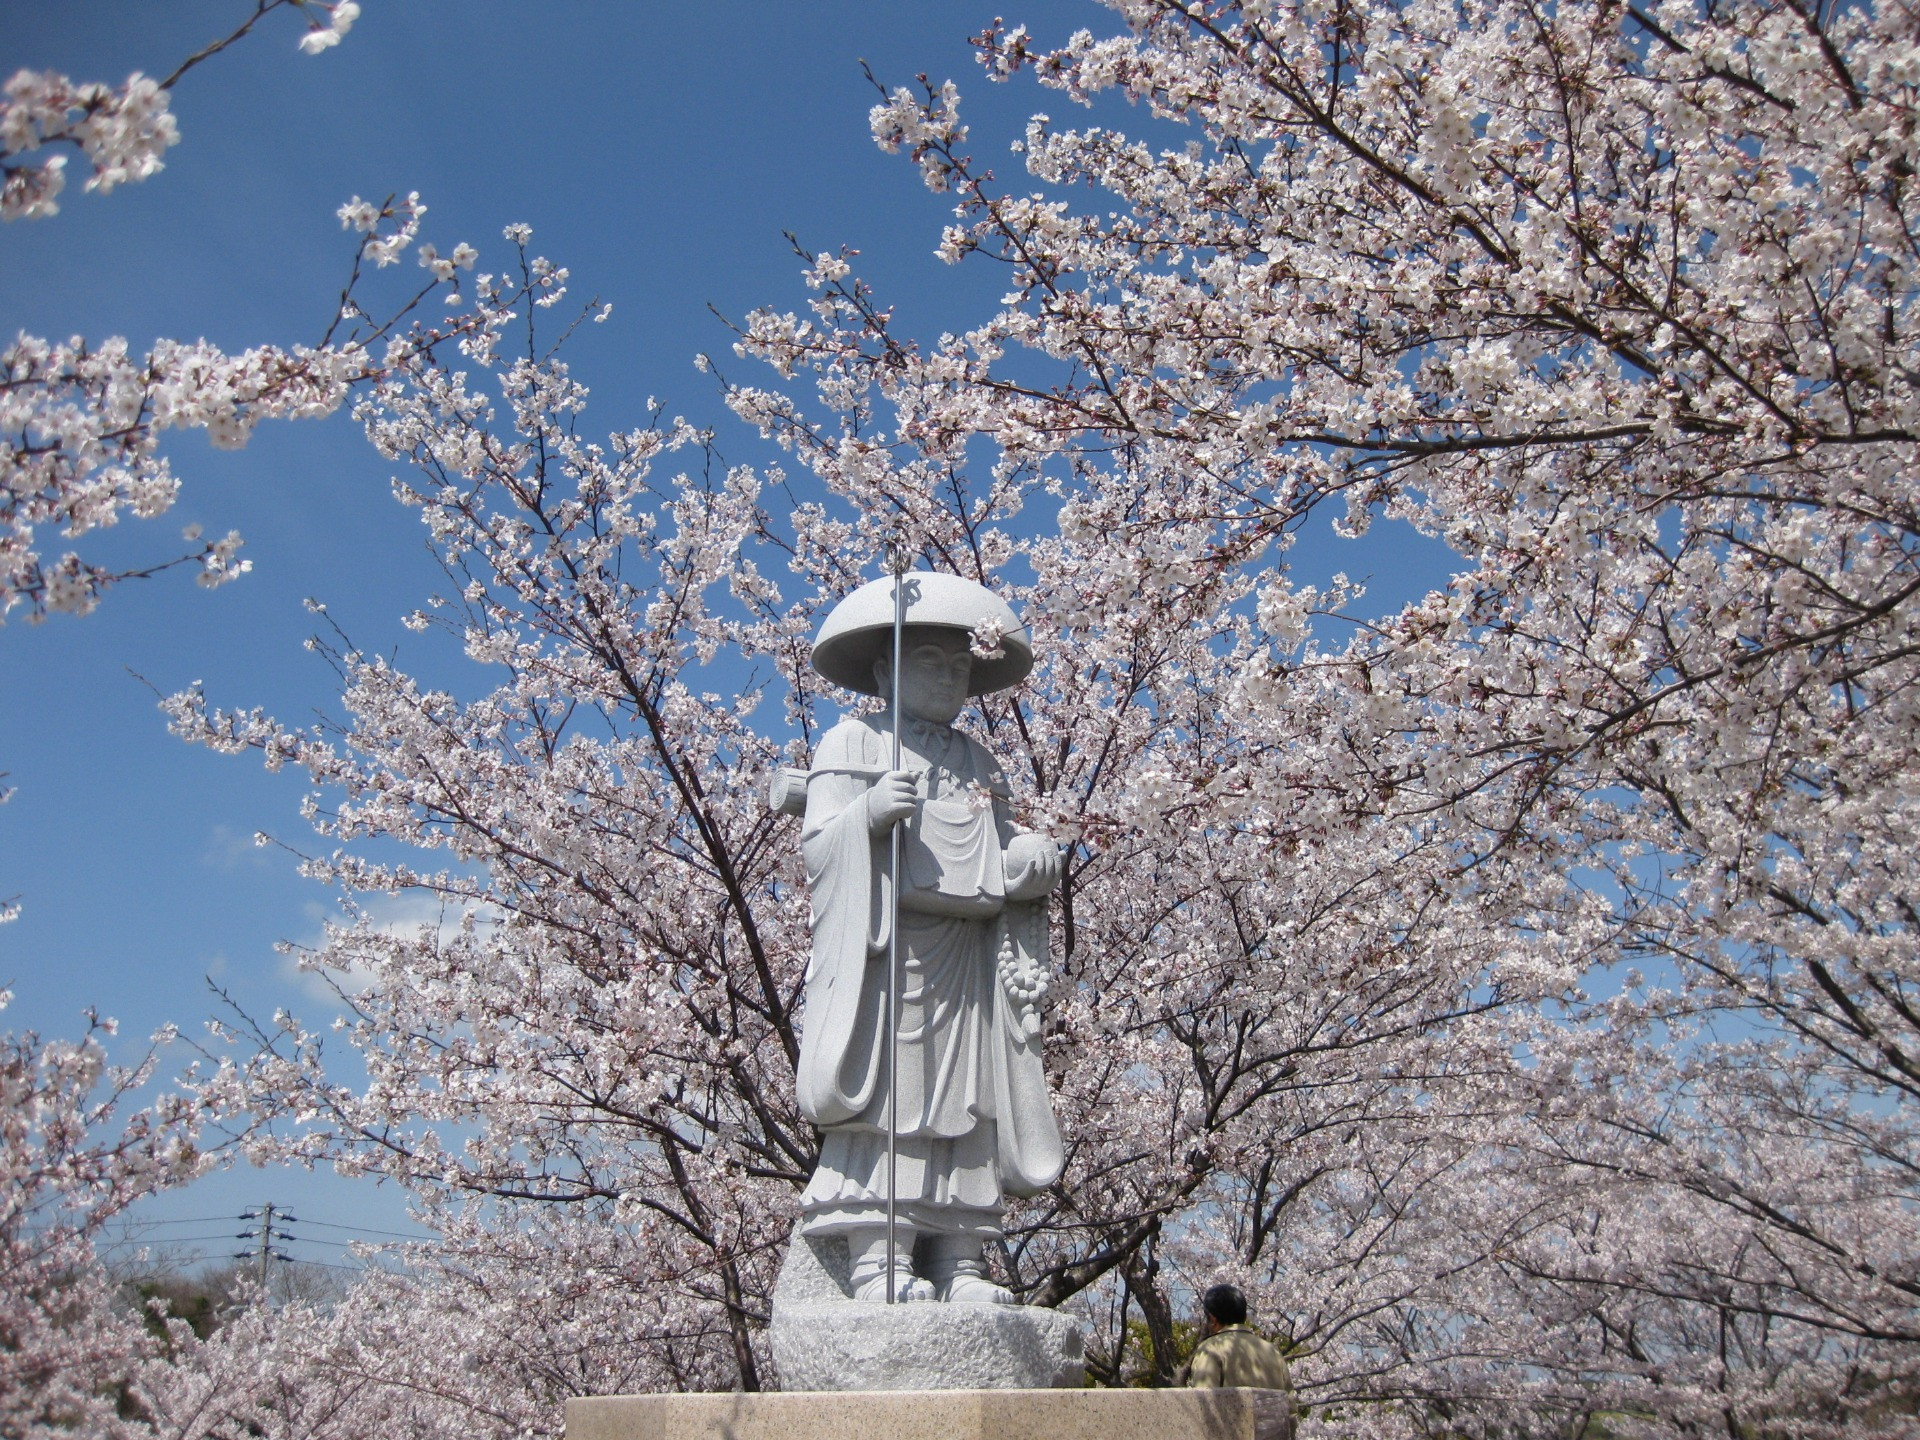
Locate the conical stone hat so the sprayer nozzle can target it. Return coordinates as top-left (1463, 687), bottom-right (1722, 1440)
top-left (811, 571), bottom-right (1033, 696)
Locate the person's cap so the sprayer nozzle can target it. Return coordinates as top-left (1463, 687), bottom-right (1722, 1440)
top-left (811, 571), bottom-right (1033, 696)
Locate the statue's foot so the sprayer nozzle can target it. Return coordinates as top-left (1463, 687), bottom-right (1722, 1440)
top-left (852, 1272), bottom-right (936, 1304)
top-left (940, 1272), bottom-right (1016, 1304)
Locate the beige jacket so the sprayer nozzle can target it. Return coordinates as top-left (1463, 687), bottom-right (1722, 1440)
top-left (1187, 1324), bottom-right (1293, 1391)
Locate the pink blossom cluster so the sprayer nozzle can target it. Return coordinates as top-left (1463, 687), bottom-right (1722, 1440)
top-left (0, 2), bottom-right (365, 222)
top-left (0, 5), bottom-right (405, 620)
top-left (0, 184), bottom-right (498, 622)
top-left (0, 332), bottom-right (369, 619)
top-left (296, 1), bottom-right (361, 55)
top-left (0, 69), bottom-right (177, 220)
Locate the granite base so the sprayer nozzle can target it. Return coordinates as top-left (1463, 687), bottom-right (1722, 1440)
top-left (767, 1230), bottom-right (1085, 1391)
top-left (567, 1387), bottom-right (1293, 1440)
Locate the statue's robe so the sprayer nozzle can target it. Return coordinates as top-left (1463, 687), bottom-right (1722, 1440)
top-left (795, 712), bottom-right (1063, 1238)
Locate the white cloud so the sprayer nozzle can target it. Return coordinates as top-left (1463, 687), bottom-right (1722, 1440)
top-left (201, 823), bottom-right (274, 871)
top-left (282, 892), bottom-right (498, 1007)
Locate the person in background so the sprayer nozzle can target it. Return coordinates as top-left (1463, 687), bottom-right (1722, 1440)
top-left (1186, 1283), bottom-right (1293, 1392)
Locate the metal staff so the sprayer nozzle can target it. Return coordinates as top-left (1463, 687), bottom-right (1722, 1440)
top-left (885, 551), bottom-right (907, 1303)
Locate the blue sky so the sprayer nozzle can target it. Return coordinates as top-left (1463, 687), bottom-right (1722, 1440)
top-left (2, 2), bottom-right (1456, 1271)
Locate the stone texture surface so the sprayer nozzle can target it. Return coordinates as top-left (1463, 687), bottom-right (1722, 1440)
top-left (567, 1387), bottom-right (1293, 1440)
top-left (772, 1227), bottom-right (860, 1304)
top-left (767, 1231), bottom-right (1085, 1392)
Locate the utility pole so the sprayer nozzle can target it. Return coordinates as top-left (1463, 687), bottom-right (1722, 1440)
top-left (235, 1205), bottom-right (296, 1293)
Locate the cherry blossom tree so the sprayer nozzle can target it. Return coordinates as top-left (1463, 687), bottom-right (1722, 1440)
top-left (723, 0), bottom-right (1920, 1429)
top-left (0, 0), bottom-right (421, 623)
top-left (0, 995), bottom-right (220, 1440)
top-left (1, 11), bottom-right (557, 1440)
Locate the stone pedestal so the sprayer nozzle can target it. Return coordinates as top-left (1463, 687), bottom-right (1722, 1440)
top-left (767, 1231), bottom-right (1085, 1391)
top-left (567, 1388), bottom-right (1293, 1440)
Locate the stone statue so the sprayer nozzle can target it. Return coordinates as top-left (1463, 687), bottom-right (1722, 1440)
top-left (784, 571), bottom-right (1064, 1305)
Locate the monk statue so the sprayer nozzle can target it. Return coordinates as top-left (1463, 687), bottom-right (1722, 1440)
top-left (784, 571), bottom-right (1064, 1305)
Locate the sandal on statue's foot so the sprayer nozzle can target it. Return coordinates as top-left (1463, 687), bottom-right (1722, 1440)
top-left (852, 1272), bottom-right (935, 1304)
top-left (939, 1271), bottom-right (1016, 1304)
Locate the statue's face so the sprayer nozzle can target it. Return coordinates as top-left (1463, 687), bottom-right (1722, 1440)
top-left (876, 629), bottom-right (973, 725)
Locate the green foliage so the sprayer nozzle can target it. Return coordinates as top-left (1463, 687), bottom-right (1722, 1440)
top-left (1119, 1316), bottom-right (1199, 1388)
top-left (131, 1274), bottom-right (221, 1345)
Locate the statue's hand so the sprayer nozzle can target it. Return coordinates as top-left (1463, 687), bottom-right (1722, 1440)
top-left (1003, 832), bottom-right (1063, 900)
top-left (865, 769), bottom-right (919, 833)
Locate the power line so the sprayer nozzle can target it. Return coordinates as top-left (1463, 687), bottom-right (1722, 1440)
top-left (286, 1258), bottom-right (385, 1273)
top-left (97, 1210), bottom-right (431, 1262)
top-left (104, 1233), bottom-right (396, 1257)
top-left (110, 1214), bottom-right (426, 1239)
top-left (298, 1219), bottom-right (429, 1240)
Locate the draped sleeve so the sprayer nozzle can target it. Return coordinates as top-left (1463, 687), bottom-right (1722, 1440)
top-left (794, 719), bottom-right (890, 1126)
top-left (972, 733), bottom-right (1065, 1195)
